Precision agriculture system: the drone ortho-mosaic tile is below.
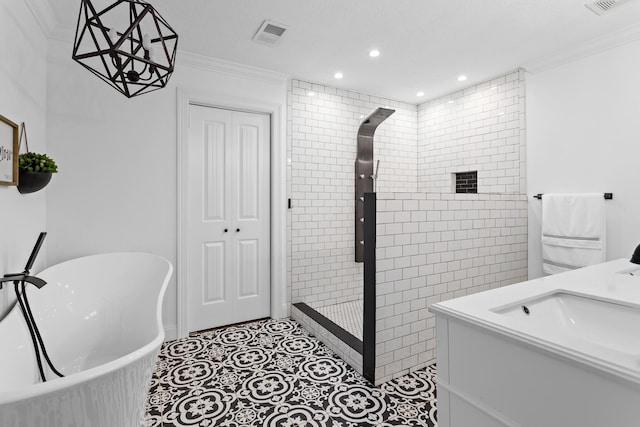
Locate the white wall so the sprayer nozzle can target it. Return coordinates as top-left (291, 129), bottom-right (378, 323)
top-left (526, 39), bottom-right (640, 279)
top-left (45, 40), bottom-right (288, 337)
top-left (0, 0), bottom-right (50, 318)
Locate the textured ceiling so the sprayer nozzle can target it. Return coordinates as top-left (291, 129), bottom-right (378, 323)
top-left (50, 0), bottom-right (640, 103)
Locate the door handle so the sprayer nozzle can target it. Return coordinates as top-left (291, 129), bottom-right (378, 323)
top-left (236, 228), bottom-right (240, 232)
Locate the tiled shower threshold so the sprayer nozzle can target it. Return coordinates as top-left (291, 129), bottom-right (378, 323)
top-left (292, 302), bottom-right (362, 354)
top-left (315, 300), bottom-right (364, 340)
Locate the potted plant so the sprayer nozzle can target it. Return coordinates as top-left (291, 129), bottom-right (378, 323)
top-left (17, 152), bottom-right (58, 194)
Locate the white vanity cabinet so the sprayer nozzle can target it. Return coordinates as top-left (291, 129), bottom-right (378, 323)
top-left (431, 259), bottom-right (640, 427)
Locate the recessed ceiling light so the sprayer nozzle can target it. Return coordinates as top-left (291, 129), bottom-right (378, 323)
top-left (457, 75), bottom-right (468, 82)
top-left (384, 105), bottom-right (391, 109)
top-left (334, 72), bottom-right (344, 79)
top-left (447, 100), bottom-right (454, 104)
top-left (369, 50), bottom-right (380, 57)
top-left (416, 91), bottom-right (425, 97)
top-left (359, 115), bottom-right (365, 119)
top-left (307, 91), bottom-right (315, 97)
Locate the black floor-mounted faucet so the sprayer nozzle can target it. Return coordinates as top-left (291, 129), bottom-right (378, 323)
top-left (0, 232), bottom-right (63, 383)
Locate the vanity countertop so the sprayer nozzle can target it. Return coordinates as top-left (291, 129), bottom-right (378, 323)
top-left (430, 259), bottom-right (640, 384)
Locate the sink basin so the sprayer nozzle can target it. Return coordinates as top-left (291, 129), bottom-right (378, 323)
top-left (493, 292), bottom-right (640, 355)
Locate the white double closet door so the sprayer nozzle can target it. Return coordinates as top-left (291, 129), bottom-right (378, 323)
top-left (187, 105), bottom-right (270, 332)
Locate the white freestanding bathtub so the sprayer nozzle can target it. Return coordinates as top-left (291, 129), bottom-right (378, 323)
top-left (0, 253), bottom-right (173, 427)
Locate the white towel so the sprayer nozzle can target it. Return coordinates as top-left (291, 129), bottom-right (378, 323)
top-left (541, 193), bottom-right (606, 275)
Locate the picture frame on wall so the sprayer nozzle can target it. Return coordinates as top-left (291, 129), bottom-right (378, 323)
top-left (0, 114), bottom-right (19, 186)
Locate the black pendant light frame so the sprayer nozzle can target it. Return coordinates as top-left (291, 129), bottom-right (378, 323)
top-left (72, 0), bottom-right (178, 98)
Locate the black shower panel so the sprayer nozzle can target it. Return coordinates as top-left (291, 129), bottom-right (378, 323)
top-left (355, 107), bottom-right (394, 262)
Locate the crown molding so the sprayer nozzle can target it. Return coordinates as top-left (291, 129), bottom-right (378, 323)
top-left (45, 29), bottom-right (291, 86)
top-left (177, 51), bottom-right (290, 86)
top-left (524, 22), bottom-right (640, 74)
top-left (24, 0), bottom-right (57, 38)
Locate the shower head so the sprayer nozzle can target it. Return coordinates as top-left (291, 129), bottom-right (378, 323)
top-left (358, 107), bottom-right (395, 138)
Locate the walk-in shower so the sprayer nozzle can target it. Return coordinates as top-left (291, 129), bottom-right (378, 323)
top-left (290, 72), bottom-right (529, 386)
top-left (292, 107), bottom-right (393, 383)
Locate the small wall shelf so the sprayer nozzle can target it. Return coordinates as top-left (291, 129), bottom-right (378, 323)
top-left (533, 193), bottom-right (613, 200)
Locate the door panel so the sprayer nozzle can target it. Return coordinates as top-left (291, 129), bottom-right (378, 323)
top-left (238, 125), bottom-right (259, 220)
top-left (203, 242), bottom-right (225, 303)
top-left (188, 105), bottom-right (270, 332)
top-left (203, 121), bottom-right (225, 221)
top-left (238, 240), bottom-right (259, 298)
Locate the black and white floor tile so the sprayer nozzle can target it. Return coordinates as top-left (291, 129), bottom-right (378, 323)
top-left (145, 318), bottom-right (437, 426)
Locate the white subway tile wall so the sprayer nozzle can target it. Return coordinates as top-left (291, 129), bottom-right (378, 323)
top-left (374, 192), bottom-right (528, 384)
top-left (418, 69), bottom-right (526, 194)
top-left (288, 80), bottom-right (418, 309)
top-left (286, 71), bottom-right (529, 385)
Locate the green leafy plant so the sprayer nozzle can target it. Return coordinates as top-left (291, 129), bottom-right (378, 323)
top-left (19, 152), bottom-right (58, 173)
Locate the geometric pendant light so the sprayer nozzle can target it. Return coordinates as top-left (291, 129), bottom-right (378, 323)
top-left (72, 0), bottom-right (178, 98)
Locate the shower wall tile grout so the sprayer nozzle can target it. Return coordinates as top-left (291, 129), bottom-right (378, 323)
top-left (288, 79), bottom-right (418, 309)
top-left (418, 69), bottom-right (526, 194)
top-left (286, 70), bottom-right (529, 385)
top-left (374, 192), bottom-right (528, 384)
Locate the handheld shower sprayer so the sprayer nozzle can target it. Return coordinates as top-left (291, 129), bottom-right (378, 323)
top-left (372, 160), bottom-right (380, 192)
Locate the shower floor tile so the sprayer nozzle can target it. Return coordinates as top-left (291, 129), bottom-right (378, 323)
top-left (145, 318), bottom-right (437, 426)
top-left (315, 300), bottom-right (364, 340)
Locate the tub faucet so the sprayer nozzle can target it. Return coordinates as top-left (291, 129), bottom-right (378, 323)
top-left (0, 232), bottom-right (48, 290)
top-left (631, 244), bottom-right (640, 265)
top-left (0, 273), bottom-right (47, 290)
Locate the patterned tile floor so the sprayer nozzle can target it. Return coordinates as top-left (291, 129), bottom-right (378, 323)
top-left (145, 318), bottom-right (437, 427)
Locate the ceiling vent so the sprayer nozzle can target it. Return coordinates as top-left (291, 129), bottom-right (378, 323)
top-left (585, 0), bottom-right (631, 15)
top-left (252, 20), bottom-right (288, 46)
